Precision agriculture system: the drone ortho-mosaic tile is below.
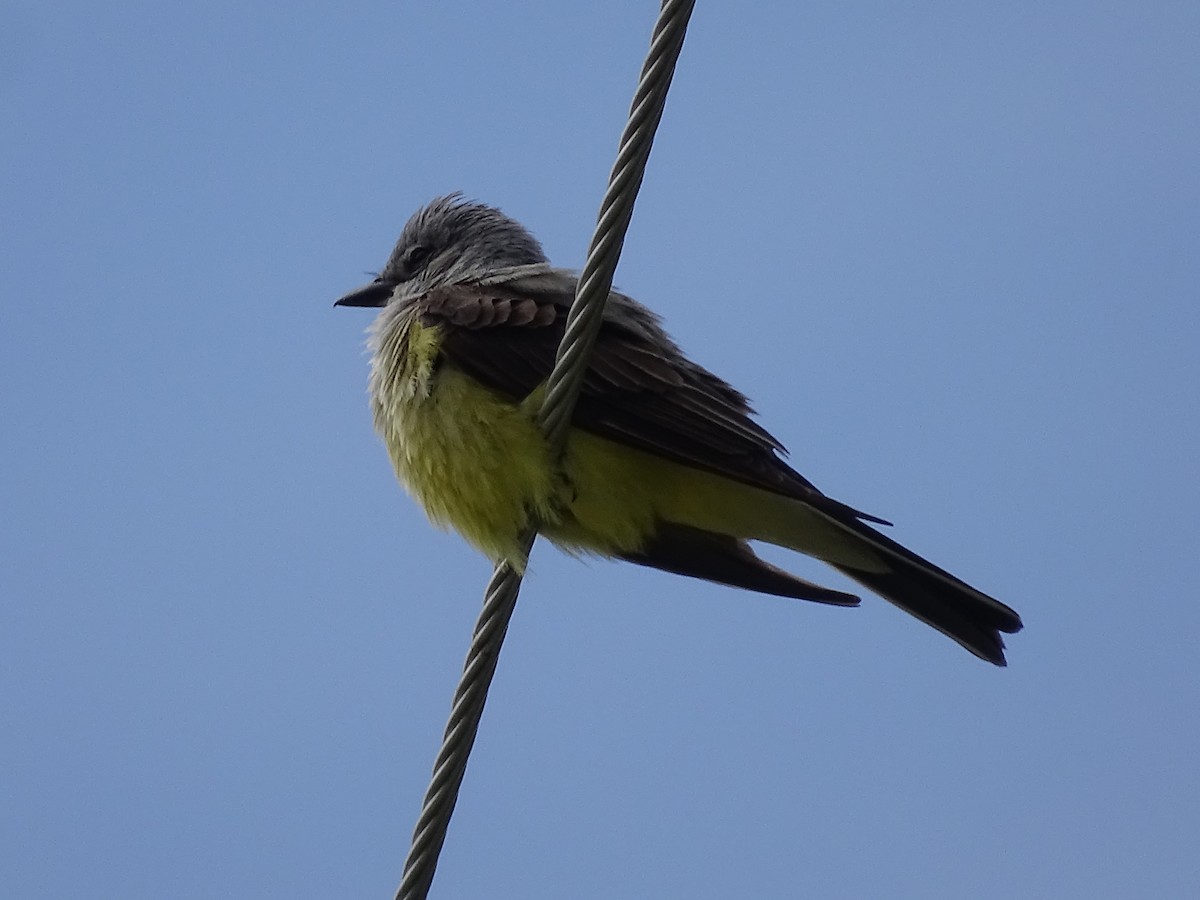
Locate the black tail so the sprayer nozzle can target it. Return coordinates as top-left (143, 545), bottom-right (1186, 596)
top-left (831, 526), bottom-right (1023, 666)
top-left (620, 517), bottom-right (1021, 666)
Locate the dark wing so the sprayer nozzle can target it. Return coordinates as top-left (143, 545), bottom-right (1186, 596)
top-left (417, 282), bottom-right (884, 523)
top-left (419, 282), bottom-right (1023, 663)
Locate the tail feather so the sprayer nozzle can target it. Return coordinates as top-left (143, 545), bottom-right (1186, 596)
top-left (826, 519), bottom-right (1023, 665)
top-left (619, 502), bottom-right (1022, 665)
top-left (833, 560), bottom-right (1019, 665)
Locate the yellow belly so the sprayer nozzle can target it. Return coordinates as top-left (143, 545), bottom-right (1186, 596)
top-left (372, 358), bottom-right (556, 566)
top-left (371, 314), bottom-right (662, 566)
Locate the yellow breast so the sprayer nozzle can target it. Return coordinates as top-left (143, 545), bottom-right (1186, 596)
top-left (369, 314), bottom-right (563, 566)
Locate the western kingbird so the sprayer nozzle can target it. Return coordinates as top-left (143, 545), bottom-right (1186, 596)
top-left (336, 194), bottom-right (1022, 664)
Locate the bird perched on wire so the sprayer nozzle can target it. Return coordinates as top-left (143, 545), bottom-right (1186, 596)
top-left (336, 194), bottom-right (1022, 664)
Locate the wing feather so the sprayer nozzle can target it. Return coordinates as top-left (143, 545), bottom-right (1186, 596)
top-left (415, 280), bottom-right (883, 522)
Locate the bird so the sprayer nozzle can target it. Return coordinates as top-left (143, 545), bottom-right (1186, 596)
top-left (336, 194), bottom-right (1023, 665)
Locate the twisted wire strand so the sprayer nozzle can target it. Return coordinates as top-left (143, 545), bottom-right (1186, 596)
top-left (539, 0), bottom-right (695, 443)
top-left (395, 2), bottom-right (696, 897)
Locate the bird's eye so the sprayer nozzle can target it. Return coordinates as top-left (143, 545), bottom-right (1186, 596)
top-left (400, 242), bottom-right (432, 278)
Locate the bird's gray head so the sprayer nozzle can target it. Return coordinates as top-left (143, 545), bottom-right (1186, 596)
top-left (334, 194), bottom-right (547, 308)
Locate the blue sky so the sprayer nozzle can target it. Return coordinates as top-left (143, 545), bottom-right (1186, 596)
top-left (3, 2), bottom-right (1198, 897)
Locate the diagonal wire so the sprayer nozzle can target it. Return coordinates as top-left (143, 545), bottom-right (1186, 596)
top-left (395, 2), bottom-right (696, 898)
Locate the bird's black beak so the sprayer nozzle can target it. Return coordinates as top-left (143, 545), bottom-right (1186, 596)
top-left (334, 278), bottom-right (395, 308)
